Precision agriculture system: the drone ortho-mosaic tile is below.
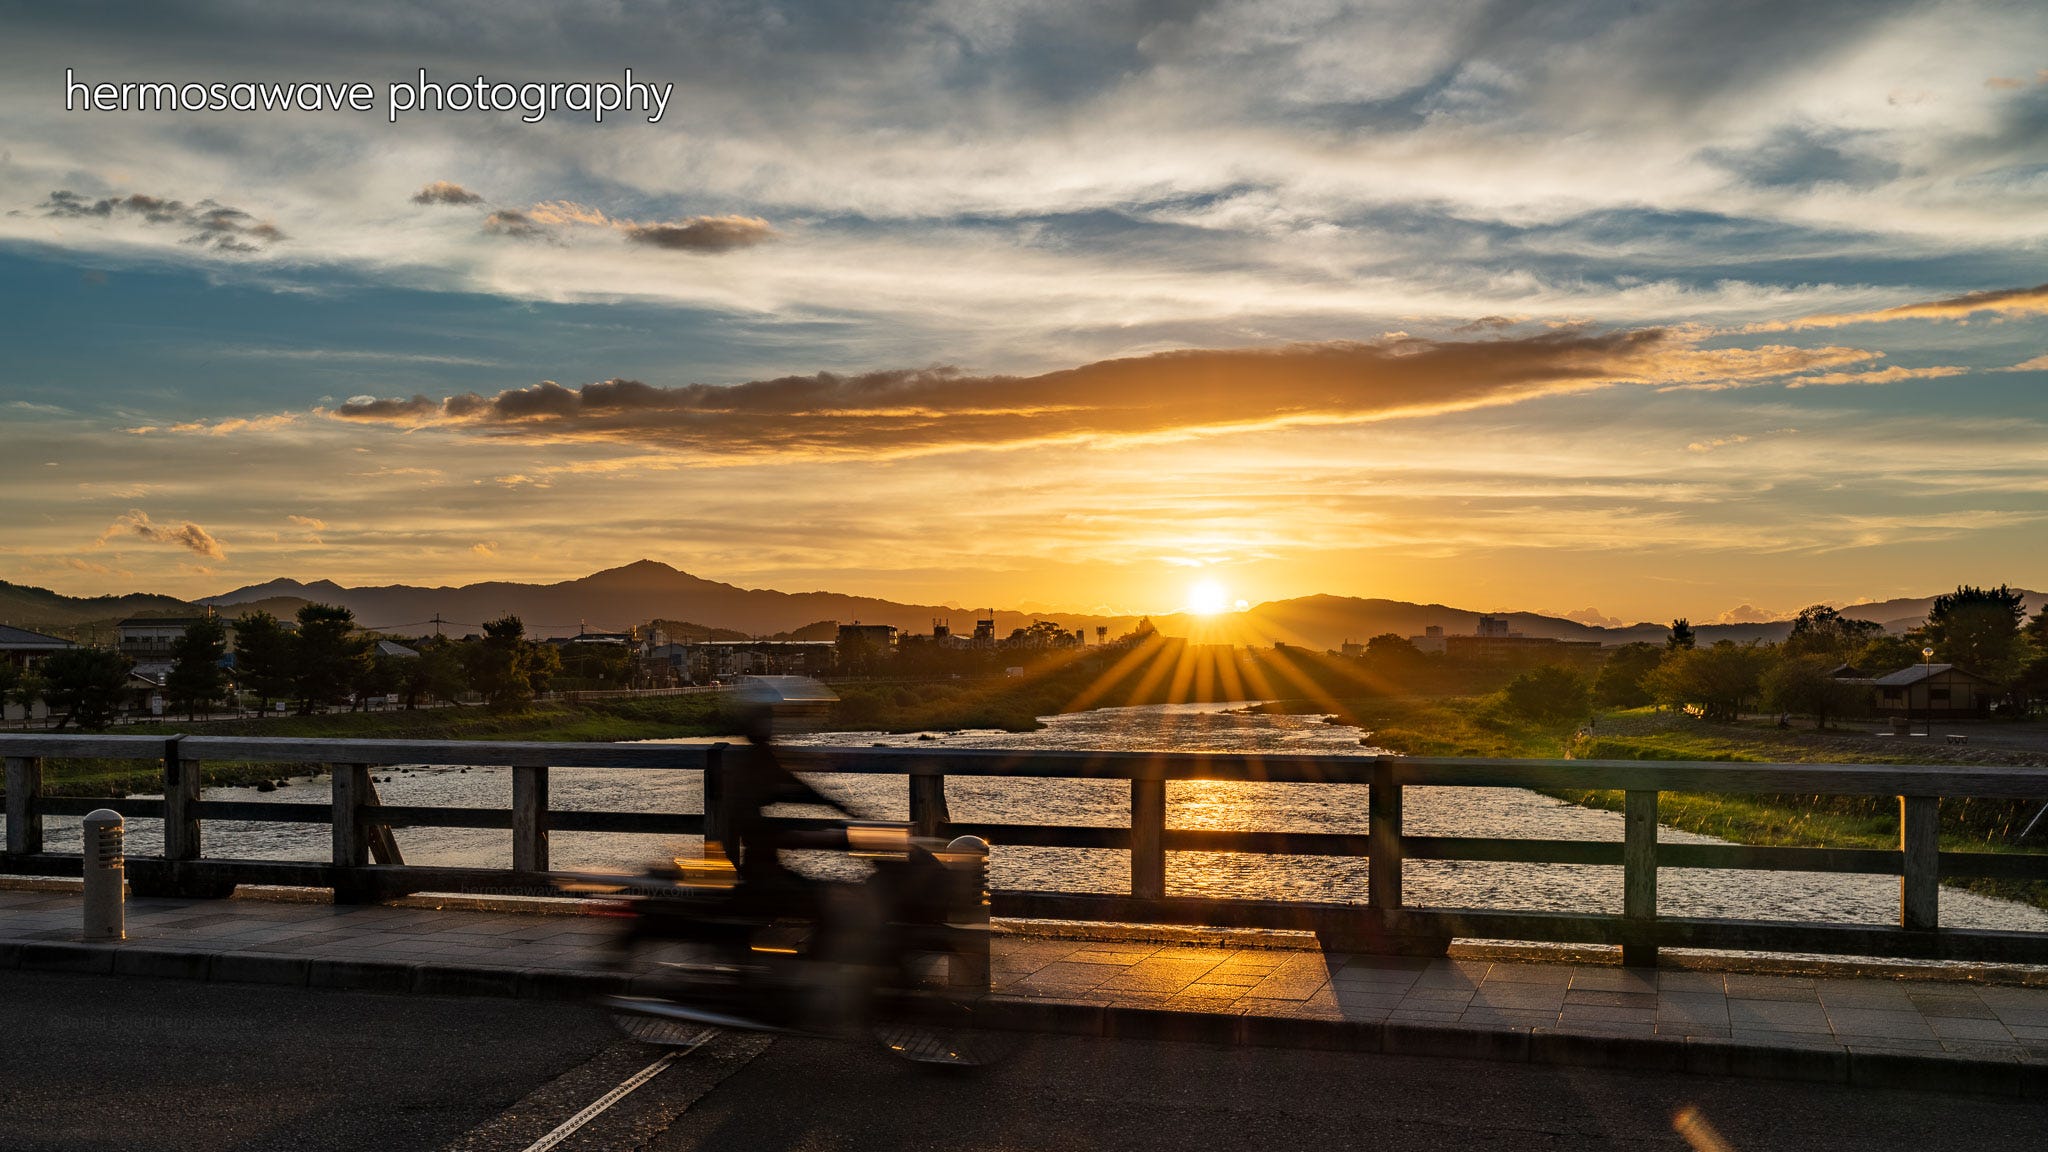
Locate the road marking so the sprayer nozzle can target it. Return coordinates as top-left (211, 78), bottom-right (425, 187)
top-left (516, 1029), bottom-right (718, 1152)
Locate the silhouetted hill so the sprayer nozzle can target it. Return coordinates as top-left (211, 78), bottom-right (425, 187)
top-left (195, 559), bottom-right (2041, 651)
top-left (0, 580), bottom-right (197, 637)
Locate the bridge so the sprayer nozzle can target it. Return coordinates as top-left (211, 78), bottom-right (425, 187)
top-left (4, 734), bottom-right (2048, 1150)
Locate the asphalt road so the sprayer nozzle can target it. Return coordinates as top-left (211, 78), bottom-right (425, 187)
top-left (5, 972), bottom-right (2047, 1152)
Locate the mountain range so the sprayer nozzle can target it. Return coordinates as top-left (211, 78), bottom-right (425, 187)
top-left (4, 561), bottom-right (2038, 651)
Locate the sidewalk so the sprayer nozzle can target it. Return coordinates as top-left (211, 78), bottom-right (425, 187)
top-left (5, 881), bottom-right (2047, 1095)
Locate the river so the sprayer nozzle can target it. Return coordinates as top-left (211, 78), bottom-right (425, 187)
top-left (35, 701), bottom-right (2048, 935)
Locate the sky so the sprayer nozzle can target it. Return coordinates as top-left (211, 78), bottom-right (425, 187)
top-left (1, 0), bottom-right (2044, 625)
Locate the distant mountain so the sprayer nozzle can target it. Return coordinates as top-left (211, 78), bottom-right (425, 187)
top-left (196, 559), bottom-right (2040, 651)
top-left (0, 580), bottom-right (197, 637)
top-left (1836, 590), bottom-right (2047, 630)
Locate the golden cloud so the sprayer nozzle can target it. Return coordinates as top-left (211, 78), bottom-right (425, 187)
top-left (97, 509), bottom-right (227, 560)
top-left (326, 330), bottom-right (1887, 458)
top-left (1752, 283), bottom-right (2048, 332)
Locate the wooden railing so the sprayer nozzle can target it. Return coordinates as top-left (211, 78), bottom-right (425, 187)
top-left (5, 734), bottom-right (2048, 965)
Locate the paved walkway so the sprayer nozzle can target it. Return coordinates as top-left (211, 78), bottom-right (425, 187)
top-left (5, 882), bottom-right (2048, 1085)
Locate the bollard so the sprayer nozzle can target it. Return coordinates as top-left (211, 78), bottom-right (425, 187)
top-left (82, 809), bottom-right (125, 942)
top-left (945, 835), bottom-right (991, 990)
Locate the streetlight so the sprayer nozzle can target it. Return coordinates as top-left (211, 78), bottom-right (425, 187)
top-left (1918, 646), bottom-right (1934, 736)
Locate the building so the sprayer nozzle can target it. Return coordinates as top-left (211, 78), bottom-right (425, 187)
top-left (646, 640), bottom-right (836, 683)
top-left (0, 624), bottom-right (75, 669)
top-left (1872, 663), bottom-right (2000, 718)
top-left (1411, 625), bottom-right (1447, 654)
top-left (835, 623), bottom-right (898, 672)
top-left (115, 616), bottom-right (236, 661)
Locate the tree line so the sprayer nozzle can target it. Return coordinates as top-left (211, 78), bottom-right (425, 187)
top-left (0, 604), bottom-right (565, 730)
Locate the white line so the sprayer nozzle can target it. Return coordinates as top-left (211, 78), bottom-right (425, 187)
top-left (518, 1030), bottom-right (718, 1152)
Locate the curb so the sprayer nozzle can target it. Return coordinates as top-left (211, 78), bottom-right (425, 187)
top-left (9, 938), bottom-right (2042, 1098)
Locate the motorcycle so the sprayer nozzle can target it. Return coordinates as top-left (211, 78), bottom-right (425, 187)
top-left (557, 821), bottom-right (1018, 1067)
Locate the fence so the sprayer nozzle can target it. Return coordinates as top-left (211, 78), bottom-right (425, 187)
top-left (5, 734), bottom-right (2048, 965)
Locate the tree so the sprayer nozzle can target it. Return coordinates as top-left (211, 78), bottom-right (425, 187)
top-left (1760, 654), bottom-right (1868, 730)
top-left (0, 662), bottom-right (19, 721)
top-left (165, 616), bottom-right (231, 719)
top-left (1925, 584), bottom-right (2029, 682)
top-left (1667, 618), bottom-right (1696, 650)
top-left (1855, 632), bottom-right (1924, 676)
top-left (1594, 643), bottom-right (1663, 708)
top-left (399, 638), bottom-right (468, 709)
top-left (40, 647), bottom-right (133, 731)
top-left (467, 615), bottom-right (548, 711)
top-left (1502, 665), bottom-right (1591, 722)
top-left (293, 603), bottom-right (372, 714)
top-left (352, 647), bottom-right (403, 711)
top-left (1782, 605), bottom-right (1883, 662)
top-left (1644, 641), bottom-right (1769, 721)
top-left (231, 611), bottom-right (296, 711)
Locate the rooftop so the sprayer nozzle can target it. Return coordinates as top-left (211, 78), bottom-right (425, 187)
top-left (0, 625), bottom-right (75, 649)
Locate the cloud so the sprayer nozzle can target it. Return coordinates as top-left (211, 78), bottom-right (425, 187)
top-left (482, 209), bottom-right (549, 239)
top-left (1998, 354), bottom-right (2048, 372)
top-left (1759, 284), bottom-right (2048, 331)
top-left (97, 510), bottom-right (227, 560)
top-left (623, 215), bottom-right (778, 253)
top-left (471, 540), bottom-right (500, 556)
top-left (411, 181), bottom-right (483, 206)
top-left (1686, 435), bottom-right (1750, 453)
top-left (1783, 364), bottom-right (1968, 387)
top-left (1714, 604), bottom-right (1783, 624)
top-left (475, 201), bottom-right (777, 253)
top-left (1559, 607), bottom-right (1626, 628)
top-left (328, 329), bottom-right (1883, 457)
top-left (40, 190), bottom-right (284, 252)
top-left (287, 514), bottom-right (328, 530)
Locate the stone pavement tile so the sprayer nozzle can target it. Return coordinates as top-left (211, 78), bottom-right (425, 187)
top-left (1655, 971), bottom-right (1726, 993)
top-left (1199, 971), bottom-right (1267, 987)
top-left (1838, 1036), bottom-right (1944, 1052)
top-left (1175, 982), bottom-right (1250, 1001)
top-left (1401, 986), bottom-right (1476, 1006)
top-left (1387, 1009), bottom-right (1466, 1025)
top-left (1907, 991), bottom-right (1995, 1019)
top-left (1098, 958), bottom-right (1225, 994)
top-left (2009, 1024), bottom-right (2048, 1042)
top-left (1410, 960), bottom-right (1490, 988)
top-left (1469, 986), bottom-right (1567, 1011)
top-left (1006, 982), bottom-right (1111, 1000)
top-left (1546, 1019), bottom-right (1656, 1038)
top-left (1926, 1015), bottom-right (2015, 1042)
top-left (1014, 960), bottom-right (1127, 985)
top-left (1815, 980), bottom-right (1915, 1010)
top-left (1330, 966), bottom-right (1421, 987)
top-left (1938, 1039), bottom-right (2024, 1058)
top-left (1730, 1029), bottom-right (1843, 1050)
top-left (1655, 997), bottom-right (1731, 1030)
top-left (1564, 988), bottom-right (1655, 1009)
top-left (1823, 1007), bottom-right (1934, 1040)
top-left (1569, 968), bottom-right (1656, 994)
top-left (1558, 1004), bottom-right (1658, 1027)
top-left (1726, 998), bottom-right (1825, 1030)
top-left (1721, 974), bottom-right (1817, 1001)
top-left (1460, 1009), bottom-right (1555, 1029)
top-left (1654, 1023), bottom-right (1731, 1039)
top-left (1482, 963), bottom-right (1576, 986)
top-left (1989, 1006), bottom-right (2048, 1029)
top-left (1327, 988), bottom-right (1409, 1004)
top-left (1241, 991), bottom-right (1337, 1015)
top-left (1337, 955), bottom-right (1432, 974)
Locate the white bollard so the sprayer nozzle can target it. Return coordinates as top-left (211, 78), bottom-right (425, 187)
top-left (945, 835), bottom-right (991, 989)
top-left (82, 809), bottom-right (125, 942)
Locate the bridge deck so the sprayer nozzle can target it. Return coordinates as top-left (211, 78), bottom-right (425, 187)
top-left (4, 879), bottom-right (2046, 1082)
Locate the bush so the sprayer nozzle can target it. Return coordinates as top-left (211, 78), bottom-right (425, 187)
top-left (1502, 665), bottom-right (1591, 722)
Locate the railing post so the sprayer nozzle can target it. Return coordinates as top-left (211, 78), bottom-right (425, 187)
top-left (1368, 762), bottom-right (1402, 909)
top-left (5, 756), bottom-right (43, 856)
top-left (513, 764), bottom-right (549, 872)
top-left (162, 736), bottom-right (200, 861)
top-left (909, 773), bottom-right (949, 839)
top-left (1130, 774), bottom-right (1165, 901)
top-left (1901, 795), bottom-right (1940, 932)
top-left (701, 743), bottom-right (728, 860)
top-left (332, 763), bottom-right (371, 869)
top-left (1622, 788), bottom-right (1659, 967)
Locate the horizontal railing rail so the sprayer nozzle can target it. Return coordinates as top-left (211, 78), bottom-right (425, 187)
top-left (5, 734), bottom-right (2048, 966)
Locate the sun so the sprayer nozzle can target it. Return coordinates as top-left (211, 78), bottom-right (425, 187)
top-left (1187, 578), bottom-right (1230, 615)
